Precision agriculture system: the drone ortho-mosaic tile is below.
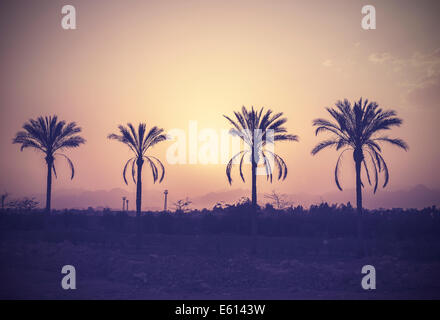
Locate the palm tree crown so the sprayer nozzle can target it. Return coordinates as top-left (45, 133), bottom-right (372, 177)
top-left (108, 123), bottom-right (167, 185)
top-left (224, 106), bottom-right (299, 185)
top-left (311, 98), bottom-right (408, 192)
top-left (13, 116), bottom-right (85, 179)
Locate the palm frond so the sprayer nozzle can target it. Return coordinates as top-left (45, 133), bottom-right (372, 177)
top-left (334, 148), bottom-right (352, 191)
top-left (239, 152), bottom-right (247, 182)
top-left (127, 123), bottom-right (140, 152)
top-left (273, 134), bottom-right (299, 142)
top-left (122, 157), bottom-right (134, 185)
top-left (311, 140), bottom-right (338, 155)
top-left (55, 153), bottom-right (76, 179)
top-left (131, 157), bottom-right (137, 184)
top-left (265, 150), bottom-right (289, 181)
top-left (377, 153), bottom-right (390, 188)
top-left (52, 163), bottom-right (57, 179)
top-left (365, 150), bottom-right (379, 193)
top-left (362, 159), bottom-right (372, 186)
top-left (147, 156), bottom-right (166, 183)
top-left (226, 151), bottom-right (246, 184)
top-left (261, 152), bottom-right (273, 182)
top-left (145, 156), bottom-right (158, 183)
top-left (373, 137), bottom-right (409, 151)
top-left (55, 136), bottom-right (85, 151)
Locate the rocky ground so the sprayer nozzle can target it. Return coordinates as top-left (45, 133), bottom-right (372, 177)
top-left (1, 235), bottom-right (439, 299)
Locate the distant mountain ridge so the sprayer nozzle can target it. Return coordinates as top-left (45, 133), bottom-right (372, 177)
top-left (23, 184), bottom-right (440, 211)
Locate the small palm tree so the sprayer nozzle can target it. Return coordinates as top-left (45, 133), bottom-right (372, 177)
top-left (311, 98), bottom-right (408, 254)
top-left (12, 116), bottom-right (85, 212)
top-left (108, 123), bottom-right (167, 216)
top-left (224, 106), bottom-right (298, 250)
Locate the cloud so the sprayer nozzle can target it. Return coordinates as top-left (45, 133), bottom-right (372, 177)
top-left (406, 81), bottom-right (440, 109)
top-left (369, 48), bottom-right (440, 108)
top-left (368, 52), bottom-right (394, 64)
top-left (322, 59), bottom-right (333, 67)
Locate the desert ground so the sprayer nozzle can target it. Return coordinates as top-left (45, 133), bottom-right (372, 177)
top-left (1, 229), bottom-right (439, 299)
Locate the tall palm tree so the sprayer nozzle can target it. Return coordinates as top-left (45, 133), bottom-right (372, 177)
top-left (311, 98), bottom-right (408, 254)
top-left (224, 106), bottom-right (298, 246)
top-left (12, 116), bottom-right (85, 212)
top-left (108, 123), bottom-right (167, 216)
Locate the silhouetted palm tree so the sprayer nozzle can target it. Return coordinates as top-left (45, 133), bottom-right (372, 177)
top-left (311, 98), bottom-right (408, 255)
top-left (108, 123), bottom-right (167, 216)
top-left (224, 106), bottom-right (298, 249)
top-left (12, 116), bottom-right (85, 212)
top-left (224, 107), bottom-right (298, 205)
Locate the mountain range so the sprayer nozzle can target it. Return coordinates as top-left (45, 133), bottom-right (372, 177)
top-left (17, 184), bottom-right (440, 211)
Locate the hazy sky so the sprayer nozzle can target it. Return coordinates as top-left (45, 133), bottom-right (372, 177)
top-left (1, 0), bottom-right (439, 205)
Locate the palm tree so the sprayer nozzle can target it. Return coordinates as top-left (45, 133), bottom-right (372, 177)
top-left (311, 98), bottom-right (408, 255)
top-left (12, 116), bottom-right (85, 212)
top-left (108, 123), bottom-right (167, 216)
top-left (224, 106), bottom-right (298, 247)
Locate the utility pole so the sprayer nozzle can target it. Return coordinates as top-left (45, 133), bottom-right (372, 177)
top-left (164, 190), bottom-right (168, 212)
top-left (122, 197), bottom-right (126, 211)
top-left (126, 199), bottom-right (129, 212)
top-left (1, 193), bottom-right (7, 211)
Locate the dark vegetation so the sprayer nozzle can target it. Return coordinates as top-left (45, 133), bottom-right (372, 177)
top-left (1, 203), bottom-right (439, 260)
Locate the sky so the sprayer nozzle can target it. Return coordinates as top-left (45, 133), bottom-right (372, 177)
top-left (0, 0), bottom-right (439, 208)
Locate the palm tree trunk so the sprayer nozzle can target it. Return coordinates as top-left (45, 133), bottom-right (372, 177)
top-left (355, 159), bottom-right (364, 257)
top-left (46, 160), bottom-right (52, 213)
top-left (136, 159), bottom-right (143, 216)
top-left (251, 155), bottom-right (258, 255)
top-left (251, 161), bottom-right (257, 208)
top-left (135, 158), bottom-right (144, 250)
